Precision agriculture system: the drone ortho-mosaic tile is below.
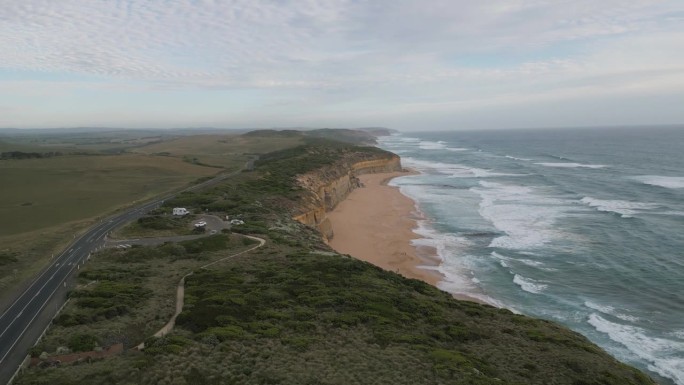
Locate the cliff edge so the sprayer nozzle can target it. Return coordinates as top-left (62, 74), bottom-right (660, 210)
top-left (293, 151), bottom-right (402, 240)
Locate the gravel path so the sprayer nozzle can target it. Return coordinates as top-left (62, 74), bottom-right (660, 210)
top-left (135, 234), bottom-right (266, 350)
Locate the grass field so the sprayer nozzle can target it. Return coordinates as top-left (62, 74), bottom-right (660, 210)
top-left (0, 132), bottom-right (303, 302)
top-left (0, 133), bottom-right (301, 238)
top-left (0, 154), bottom-right (219, 300)
top-left (0, 130), bottom-right (176, 154)
top-left (133, 134), bottom-right (303, 169)
top-left (0, 154), bottom-right (219, 237)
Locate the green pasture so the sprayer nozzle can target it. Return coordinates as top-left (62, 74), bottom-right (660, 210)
top-left (134, 134), bottom-right (303, 169)
top-left (0, 154), bottom-right (218, 237)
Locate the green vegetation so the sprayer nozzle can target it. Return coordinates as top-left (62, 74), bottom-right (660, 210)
top-left (114, 214), bottom-right (194, 238)
top-left (133, 134), bottom-right (304, 170)
top-left (18, 247), bottom-right (655, 384)
top-left (0, 154), bottom-right (218, 300)
top-left (0, 130), bottom-right (301, 301)
top-left (0, 128), bottom-right (194, 154)
top-left (0, 151), bottom-right (64, 160)
top-left (27, 233), bottom-right (254, 359)
top-left (13, 130), bottom-right (655, 385)
top-left (0, 154), bottom-right (218, 237)
top-left (168, 252), bottom-right (651, 385)
top-left (159, 138), bottom-right (396, 224)
top-left (243, 128), bottom-right (378, 145)
top-left (0, 251), bottom-right (19, 266)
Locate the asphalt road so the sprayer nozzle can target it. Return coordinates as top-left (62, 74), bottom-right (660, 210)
top-left (0, 159), bottom-right (253, 384)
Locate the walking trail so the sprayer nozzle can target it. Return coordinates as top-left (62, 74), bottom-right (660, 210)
top-left (135, 235), bottom-right (266, 350)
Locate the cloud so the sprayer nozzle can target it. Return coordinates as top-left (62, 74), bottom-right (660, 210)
top-left (0, 0), bottom-right (683, 128)
top-left (1, 1), bottom-right (680, 84)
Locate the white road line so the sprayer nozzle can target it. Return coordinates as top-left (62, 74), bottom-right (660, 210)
top-left (0, 261), bottom-right (69, 340)
top-left (0, 173), bottom-right (236, 366)
top-left (0, 246), bottom-right (72, 322)
top-left (0, 261), bottom-right (80, 365)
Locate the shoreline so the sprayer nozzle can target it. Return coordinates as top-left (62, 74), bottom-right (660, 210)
top-left (326, 170), bottom-right (483, 304)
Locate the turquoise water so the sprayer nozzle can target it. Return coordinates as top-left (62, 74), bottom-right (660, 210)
top-left (377, 127), bottom-right (684, 385)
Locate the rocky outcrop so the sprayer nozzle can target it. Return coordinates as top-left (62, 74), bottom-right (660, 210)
top-left (293, 153), bottom-right (401, 240)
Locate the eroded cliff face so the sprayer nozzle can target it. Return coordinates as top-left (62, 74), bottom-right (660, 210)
top-left (293, 153), bottom-right (401, 240)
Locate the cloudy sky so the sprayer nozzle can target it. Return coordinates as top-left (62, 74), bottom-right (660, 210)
top-left (1, 0), bottom-right (683, 130)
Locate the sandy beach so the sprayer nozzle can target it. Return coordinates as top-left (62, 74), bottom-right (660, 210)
top-left (327, 171), bottom-right (444, 287)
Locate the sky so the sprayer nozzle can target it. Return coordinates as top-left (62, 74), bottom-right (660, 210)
top-left (1, 0), bottom-right (683, 131)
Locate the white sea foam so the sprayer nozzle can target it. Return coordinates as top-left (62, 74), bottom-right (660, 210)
top-left (418, 140), bottom-right (448, 150)
top-left (584, 301), bottom-right (640, 322)
top-left (513, 274), bottom-right (548, 294)
top-left (491, 251), bottom-right (554, 271)
top-left (409, 220), bottom-right (509, 308)
top-left (580, 197), bottom-right (659, 218)
top-left (399, 137), bottom-right (421, 143)
top-left (412, 223), bottom-right (462, 256)
top-left (585, 301), bottom-right (616, 315)
top-left (633, 175), bottom-right (684, 189)
top-left (588, 314), bottom-right (684, 384)
top-left (670, 330), bottom-right (684, 340)
top-left (403, 158), bottom-right (525, 178)
top-left (377, 135), bottom-right (420, 147)
top-left (505, 155), bottom-right (532, 161)
top-left (518, 258), bottom-right (545, 268)
top-left (661, 211), bottom-right (684, 216)
top-left (472, 181), bottom-right (571, 250)
top-left (535, 162), bottom-right (608, 169)
top-left (491, 252), bottom-right (511, 269)
top-left (493, 252), bottom-right (544, 268)
top-left (446, 147), bottom-right (469, 152)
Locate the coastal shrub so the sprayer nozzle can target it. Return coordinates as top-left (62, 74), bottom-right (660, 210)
top-left (171, 251), bottom-right (655, 385)
top-left (113, 247), bottom-right (164, 263)
top-left (179, 234), bottom-right (230, 254)
top-left (0, 251), bottom-right (19, 265)
top-left (68, 333), bottom-right (100, 352)
top-left (162, 192), bottom-right (215, 208)
top-left (78, 267), bottom-right (150, 282)
top-left (69, 281), bottom-right (150, 322)
top-left (143, 335), bottom-right (191, 356)
top-left (136, 215), bottom-right (187, 230)
top-left (230, 222), bottom-right (269, 235)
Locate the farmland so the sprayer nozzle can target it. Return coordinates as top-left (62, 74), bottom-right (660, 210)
top-left (0, 130), bottom-right (303, 302)
top-left (132, 134), bottom-right (303, 169)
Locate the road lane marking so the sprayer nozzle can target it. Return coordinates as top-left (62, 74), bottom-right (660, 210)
top-left (0, 169), bottom-right (244, 367)
top-left (0, 245), bottom-right (72, 322)
top-left (0, 257), bottom-right (71, 340)
top-left (0, 260), bottom-right (81, 365)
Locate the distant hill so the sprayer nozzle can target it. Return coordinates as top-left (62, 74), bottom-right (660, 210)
top-left (357, 127), bottom-right (398, 136)
top-left (241, 129), bottom-right (303, 138)
top-left (242, 127), bottom-right (392, 145)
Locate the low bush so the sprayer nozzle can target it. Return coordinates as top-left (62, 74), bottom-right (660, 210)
top-left (68, 333), bottom-right (100, 352)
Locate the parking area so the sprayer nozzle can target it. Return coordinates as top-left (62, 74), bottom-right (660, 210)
top-left (106, 214), bottom-right (230, 248)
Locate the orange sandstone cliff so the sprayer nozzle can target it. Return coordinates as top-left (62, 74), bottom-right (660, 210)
top-left (293, 153), bottom-right (402, 240)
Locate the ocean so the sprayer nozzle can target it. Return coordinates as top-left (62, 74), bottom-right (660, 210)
top-left (377, 126), bottom-right (684, 385)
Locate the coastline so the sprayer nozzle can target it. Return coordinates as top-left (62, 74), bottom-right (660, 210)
top-left (326, 170), bottom-right (482, 303)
